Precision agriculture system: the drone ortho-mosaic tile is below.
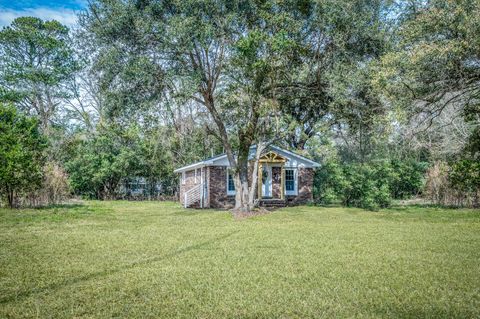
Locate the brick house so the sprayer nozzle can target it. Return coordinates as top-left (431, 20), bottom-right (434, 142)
top-left (174, 145), bottom-right (320, 208)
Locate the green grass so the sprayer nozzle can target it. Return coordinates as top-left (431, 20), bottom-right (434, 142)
top-left (1, 201), bottom-right (479, 318)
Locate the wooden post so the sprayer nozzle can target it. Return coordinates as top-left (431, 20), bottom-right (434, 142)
top-left (200, 167), bottom-right (203, 208)
top-left (281, 165), bottom-right (285, 200)
top-left (258, 163), bottom-right (263, 200)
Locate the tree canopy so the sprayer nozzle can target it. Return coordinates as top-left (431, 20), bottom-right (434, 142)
top-left (0, 103), bottom-right (46, 207)
top-left (0, 17), bottom-right (79, 131)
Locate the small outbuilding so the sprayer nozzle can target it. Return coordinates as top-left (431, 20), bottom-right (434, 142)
top-left (174, 145), bottom-right (320, 208)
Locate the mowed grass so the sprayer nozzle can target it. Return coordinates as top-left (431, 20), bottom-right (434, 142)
top-left (1, 201), bottom-right (479, 318)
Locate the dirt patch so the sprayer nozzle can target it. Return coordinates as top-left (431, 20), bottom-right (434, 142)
top-left (232, 207), bottom-right (272, 220)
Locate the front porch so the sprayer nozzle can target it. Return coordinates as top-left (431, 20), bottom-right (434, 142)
top-left (256, 151), bottom-right (289, 206)
top-left (259, 198), bottom-right (287, 208)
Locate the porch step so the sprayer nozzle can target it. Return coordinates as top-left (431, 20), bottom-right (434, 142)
top-left (259, 199), bottom-right (287, 208)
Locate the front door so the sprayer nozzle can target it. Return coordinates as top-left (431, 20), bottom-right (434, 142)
top-left (261, 165), bottom-right (272, 197)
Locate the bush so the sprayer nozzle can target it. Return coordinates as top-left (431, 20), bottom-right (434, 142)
top-left (425, 160), bottom-right (480, 208)
top-left (342, 161), bottom-right (395, 210)
top-left (450, 159), bottom-right (480, 207)
top-left (19, 162), bottom-right (71, 207)
top-left (0, 104), bottom-right (46, 208)
top-left (314, 159), bottom-right (427, 210)
top-left (424, 161), bottom-right (451, 205)
top-left (313, 161), bottom-right (347, 205)
top-left (390, 159), bottom-right (428, 199)
top-left (66, 127), bottom-right (140, 199)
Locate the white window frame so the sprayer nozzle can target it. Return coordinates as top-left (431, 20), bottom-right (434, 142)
top-left (285, 168), bottom-right (298, 196)
top-left (226, 169), bottom-right (236, 195)
top-left (195, 169), bottom-right (199, 184)
top-left (181, 172), bottom-right (186, 185)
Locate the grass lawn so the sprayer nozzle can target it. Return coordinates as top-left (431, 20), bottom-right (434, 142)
top-left (1, 201), bottom-right (479, 318)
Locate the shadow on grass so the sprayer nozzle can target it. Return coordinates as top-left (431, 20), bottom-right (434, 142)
top-left (34, 203), bottom-right (86, 210)
top-left (391, 203), bottom-right (463, 210)
top-left (387, 205), bottom-right (480, 213)
top-left (0, 230), bottom-right (239, 304)
top-left (170, 208), bottom-right (229, 216)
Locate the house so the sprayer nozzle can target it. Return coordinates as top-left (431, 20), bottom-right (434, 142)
top-left (174, 145), bottom-right (320, 208)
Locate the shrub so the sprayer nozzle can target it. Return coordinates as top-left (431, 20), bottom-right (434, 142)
top-left (0, 104), bottom-right (46, 208)
top-left (425, 160), bottom-right (480, 208)
top-left (19, 162), bottom-right (71, 207)
top-left (424, 161), bottom-right (451, 206)
top-left (342, 161), bottom-right (395, 210)
top-left (313, 161), bottom-right (347, 204)
top-left (450, 159), bottom-right (480, 207)
top-left (390, 159), bottom-right (428, 199)
top-left (314, 159), bottom-right (427, 210)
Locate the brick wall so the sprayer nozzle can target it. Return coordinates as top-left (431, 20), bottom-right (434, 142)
top-left (208, 166), bottom-right (235, 209)
top-left (286, 167), bottom-right (314, 205)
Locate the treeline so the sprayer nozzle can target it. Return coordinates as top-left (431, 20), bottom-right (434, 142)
top-left (0, 101), bottom-right (219, 207)
top-left (314, 158), bottom-right (479, 210)
top-left (0, 0), bottom-right (479, 210)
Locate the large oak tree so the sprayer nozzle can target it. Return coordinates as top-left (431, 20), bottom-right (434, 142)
top-left (80, 0), bottom-right (392, 212)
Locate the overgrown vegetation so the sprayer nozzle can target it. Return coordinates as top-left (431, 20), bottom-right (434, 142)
top-left (314, 159), bottom-right (427, 210)
top-left (424, 160), bottom-right (480, 208)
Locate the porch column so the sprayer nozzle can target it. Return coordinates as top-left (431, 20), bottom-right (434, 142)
top-left (258, 163), bottom-right (263, 200)
top-left (200, 167), bottom-right (203, 208)
top-left (281, 165), bottom-right (285, 200)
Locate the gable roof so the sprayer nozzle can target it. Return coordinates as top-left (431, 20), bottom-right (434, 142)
top-left (174, 145), bottom-right (320, 173)
top-left (270, 145), bottom-right (320, 167)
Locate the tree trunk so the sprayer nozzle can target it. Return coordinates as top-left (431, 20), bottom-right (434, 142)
top-left (233, 146), bottom-right (251, 213)
top-left (232, 142), bottom-right (266, 214)
top-left (248, 142), bottom-right (266, 206)
top-left (7, 188), bottom-right (15, 209)
top-left (197, 72), bottom-right (263, 215)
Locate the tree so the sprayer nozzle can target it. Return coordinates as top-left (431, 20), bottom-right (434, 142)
top-left (375, 0), bottom-right (480, 159)
top-left (81, 0), bottom-right (311, 213)
top-left (0, 103), bottom-right (46, 208)
top-left (82, 0), bottom-right (395, 212)
top-left (330, 65), bottom-right (391, 163)
top-left (277, 0), bottom-right (391, 151)
top-left (0, 17), bottom-right (79, 131)
top-left (66, 125), bottom-right (140, 199)
top-left (63, 29), bottom-right (107, 131)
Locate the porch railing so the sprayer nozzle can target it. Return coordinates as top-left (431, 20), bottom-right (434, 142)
top-left (184, 183), bottom-right (204, 208)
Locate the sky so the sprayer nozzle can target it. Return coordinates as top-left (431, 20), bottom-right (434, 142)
top-left (0, 0), bottom-right (87, 27)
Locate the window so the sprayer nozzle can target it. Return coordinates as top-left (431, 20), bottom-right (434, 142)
top-left (227, 170), bottom-right (235, 195)
top-left (181, 172), bottom-right (186, 185)
top-left (195, 169), bottom-right (199, 184)
top-left (285, 169), bottom-right (296, 195)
